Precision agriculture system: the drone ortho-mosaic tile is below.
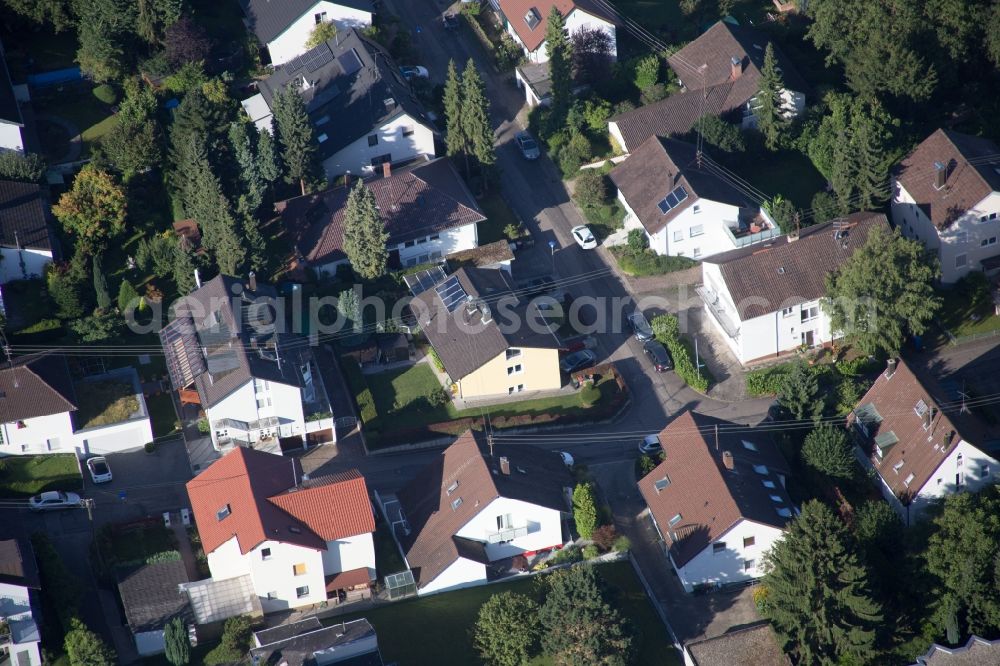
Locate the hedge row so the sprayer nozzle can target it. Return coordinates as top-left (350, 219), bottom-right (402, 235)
top-left (651, 314), bottom-right (711, 392)
top-left (341, 357), bottom-right (378, 426)
top-left (614, 249), bottom-right (698, 277)
top-left (745, 364), bottom-right (793, 396)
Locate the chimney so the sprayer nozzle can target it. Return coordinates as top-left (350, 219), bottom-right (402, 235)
top-left (885, 358), bottom-right (897, 379)
top-left (344, 171), bottom-right (351, 188)
top-left (382, 161), bottom-right (392, 178)
top-left (722, 450), bottom-right (735, 470)
top-left (499, 456), bottom-right (510, 475)
top-left (729, 56), bottom-right (742, 80)
top-left (934, 161), bottom-right (946, 189)
top-left (194, 268), bottom-right (201, 289)
top-left (248, 271), bottom-right (257, 292)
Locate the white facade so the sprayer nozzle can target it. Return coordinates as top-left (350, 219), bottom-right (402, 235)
top-left (264, 1), bottom-right (373, 67)
top-left (0, 400), bottom-right (154, 457)
top-left (742, 88), bottom-right (806, 129)
top-left (419, 557), bottom-right (488, 596)
top-left (320, 113), bottom-right (435, 180)
top-left (892, 184), bottom-right (1000, 284)
top-left (313, 221), bottom-right (479, 276)
top-left (320, 532), bottom-right (375, 578)
top-left (0, 121), bottom-right (25, 152)
top-left (506, 8), bottom-right (616, 64)
top-left (455, 497), bottom-right (564, 561)
top-left (0, 580), bottom-right (41, 666)
top-left (205, 378), bottom-right (307, 451)
top-left (0, 248), bottom-right (52, 284)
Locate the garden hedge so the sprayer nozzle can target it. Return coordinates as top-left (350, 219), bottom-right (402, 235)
top-left (651, 314), bottom-right (711, 392)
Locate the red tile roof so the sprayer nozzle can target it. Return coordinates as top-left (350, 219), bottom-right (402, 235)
top-left (324, 567), bottom-right (372, 593)
top-left (497, 0), bottom-right (617, 53)
top-left (186, 448), bottom-right (374, 555)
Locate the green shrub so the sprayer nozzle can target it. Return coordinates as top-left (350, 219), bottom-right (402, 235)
top-left (580, 383), bottom-right (600, 407)
top-left (583, 544), bottom-right (600, 559)
top-left (145, 550), bottom-right (181, 565)
top-left (196, 418), bottom-right (210, 434)
top-left (572, 483), bottom-right (598, 539)
top-left (204, 615), bottom-right (253, 665)
top-left (342, 357), bottom-right (378, 425)
top-left (144, 441), bottom-right (155, 453)
top-left (612, 535), bottom-right (631, 552)
top-left (16, 318), bottom-right (62, 335)
top-left (548, 545), bottom-right (583, 566)
top-left (745, 365), bottom-right (793, 396)
top-left (504, 223), bottom-right (522, 240)
top-left (92, 84), bottom-right (118, 104)
top-left (428, 347), bottom-right (446, 373)
top-left (651, 314), bottom-right (711, 392)
top-left (615, 249), bottom-right (697, 276)
top-left (627, 229), bottom-right (648, 252)
top-left (635, 453), bottom-right (658, 479)
top-left (429, 386), bottom-right (450, 407)
top-left (574, 169), bottom-right (608, 207)
top-left (836, 355), bottom-right (877, 378)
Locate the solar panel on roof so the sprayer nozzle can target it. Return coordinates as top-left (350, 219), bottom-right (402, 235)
top-left (285, 55), bottom-right (305, 73)
top-left (404, 266), bottom-right (447, 296)
top-left (435, 275), bottom-right (468, 312)
top-left (306, 48), bottom-right (334, 73)
top-left (657, 185), bottom-right (690, 215)
top-left (337, 50), bottom-right (363, 76)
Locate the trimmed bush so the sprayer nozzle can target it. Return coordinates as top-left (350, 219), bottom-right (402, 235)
top-left (572, 483), bottom-right (598, 539)
top-left (580, 383), bottom-right (600, 407)
top-left (92, 84), bottom-right (118, 105)
top-left (612, 535), bottom-right (631, 552)
top-left (651, 314), bottom-right (711, 392)
top-left (745, 365), bottom-right (793, 396)
top-left (583, 544), bottom-right (600, 559)
top-left (615, 249), bottom-right (697, 276)
top-left (547, 545), bottom-right (583, 566)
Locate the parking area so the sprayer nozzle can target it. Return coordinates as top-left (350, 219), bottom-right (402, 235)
top-left (82, 438), bottom-right (193, 518)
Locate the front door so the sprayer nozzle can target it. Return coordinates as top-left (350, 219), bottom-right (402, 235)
top-left (801, 330), bottom-right (816, 348)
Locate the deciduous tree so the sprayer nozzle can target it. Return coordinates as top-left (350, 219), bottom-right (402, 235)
top-left (1, 0), bottom-right (74, 32)
top-left (164, 15), bottom-right (211, 69)
top-left (306, 20), bottom-right (337, 49)
top-left (571, 27), bottom-right (613, 85)
top-left (341, 182), bottom-right (388, 280)
top-left (64, 617), bottom-right (116, 666)
top-left (52, 165), bottom-right (127, 254)
top-left (473, 592), bottom-right (541, 666)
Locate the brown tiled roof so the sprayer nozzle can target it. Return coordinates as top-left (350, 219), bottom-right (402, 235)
top-left (187, 448), bottom-right (374, 555)
top-left (609, 136), bottom-right (752, 235)
top-left (638, 412), bottom-right (793, 568)
top-left (397, 431), bottom-right (571, 588)
top-left (0, 352), bottom-right (77, 422)
top-left (704, 212), bottom-right (888, 320)
top-left (610, 83), bottom-right (732, 153)
top-left (446, 240), bottom-right (514, 269)
top-left (686, 623), bottom-right (789, 666)
top-left (280, 158), bottom-right (485, 266)
top-left (117, 560), bottom-right (190, 632)
top-left (0, 539), bottom-right (40, 588)
top-left (895, 129), bottom-right (1000, 230)
top-left (324, 567), bottom-right (372, 593)
top-left (849, 358), bottom-right (993, 504)
top-left (915, 636), bottom-right (1000, 665)
top-left (496, 0), bottom-right (617, 53)
top-left (0, 181), bottom-right (53, 251)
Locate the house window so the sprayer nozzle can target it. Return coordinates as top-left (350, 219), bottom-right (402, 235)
top-left (506, 349), bottom-right (522, 360)
top-left (689, 225), bottom-right (704, 238)
top-left (296, 586), bottom-right (310, 598)
top-left (429, 234), bottom-right (440, 241)
top-left (956, 254), bottom-right (968, 268)
top-left (982, 237), bottom-right (998, 247)
top-left (446, 481), bottom-right (459, 495)
top-left (957, 453), bottom-right (963, 467)
top-left (261, 548), bottom-right (271, 561)
top-left (507, 364), bottom-right (523, 375)
top-left (508, 384), bottom-right (524, 395)
top-left (668, 513), bottom-right (682, 527)
top-left (800, 306), bottom-right (819, 323)
top-left (451, 497), bottom-right (463, 510)
top-left (293, 563), bottom-right (307, 576)
top-left (216, 505), bottom-right (231, 521)
top-left (314, 12), bottom-right (327, 23)
top-left (693, 247), bottom-right (702, 258)
top-left (693, 205), bottom-right (701, 214)
top-left (781, 307), bottom-right (794, 317)
top-left (713, 542), bottom-right (726, 554)
top-left (497, 514), bottom-right (512, 530)
top-left (402, 126), bottom-right (415, 137)
top-left (743, 536), bottom-right (755, 548)
top-left (673, 230), bottom-right (683, 242)
top-left (367, 134), bottom-right (379, 147)
top-left (744, 559), bottom-right (755, 572)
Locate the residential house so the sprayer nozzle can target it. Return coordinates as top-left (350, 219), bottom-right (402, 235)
top-left (279, 157), bottom-right (484, 274)
top-left (912, 635), bottom-right (1000, 665)
top-left (849, 358), bottom-right (1000, 525)
top-left (494, 0), bottom-right (617, 64)
top-left (239, 0), bottom-right (374, 66)
top-left (609, 136), bottom-right (779, 259)
top-left (185, 447), bottom-right (377, 614)
top-left (446, 240), bottom-right (515, 274)
top-left (116, 560), bottom-right (191, 657)
top-left (409, 266), bottom-right (563, 400)
top-left (242, 29), bottom-right (435, 180)
top-left (698, 212), bottom-right (888, 365)
top-left (386, 431), bottom-right (572, 595)
top-left (0, 539), bottom-right (42, 666)
top-left (0, 181), bottom-right (56, 285)
top-left (160, 274), bottom-right (332, 455)
top-left (637, 411), bottom-right (794, 593)
top-left (249, 617), bottom-right (384, 665)
top-left (608, 21), bottom-right (807, 154)
top-left (0, 41), bottom-right (26, 153)
top-left (0, 354), bottom-right (154, 456)
top-left (891, 129), bottom-right (1000, 284)
top-left (683, 623), bottom-right (789, 666)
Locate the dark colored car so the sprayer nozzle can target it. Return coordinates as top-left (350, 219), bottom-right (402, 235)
top-left (643, 340), bottom-right (673, 372)
top-left (628, 312), bottom-right (654, 341)
top-left (442, 12), bottom-right (459, 29)
top-left (560, 349), bottom-right (597, 374)
top-left (518, 275), bottom-right (556, 299)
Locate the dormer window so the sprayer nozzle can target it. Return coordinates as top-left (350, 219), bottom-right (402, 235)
top-left (451, 497), bottom-right (463, 510)
top-left (446, 480), bottom-right (459, 495)
top-left (217, 504), bottom-right (231, 521)
top-left (524, 7), bottom-right (541, 30)
top-left (753, 465), bottom-right (768, 475)
top-left (668, 513), bottom-right (682, 527)
top-left (654, 476), bottom-right (671, 492)
top-left (741, 440), bottom-right (757, 452)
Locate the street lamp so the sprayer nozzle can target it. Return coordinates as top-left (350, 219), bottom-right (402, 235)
top-left (548, 240), bottom-right (556, 274)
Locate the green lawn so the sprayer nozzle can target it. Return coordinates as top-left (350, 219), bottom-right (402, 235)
top-left (936, 283), bottom-right (1000, 342)
top-left (73, 379), bottom-right (140, 429)
top-left (33, 89), bottom-right (115, 159)
top-left (477, 191), bottom-right (521, 245)
top-left (328, 561), bottom-right (680, 666)
top-left (0, 454), bottom-right (82, 498)
top-left (374, 515), bottom-right (407, 580)
top-left (716, 149), bottom-right (827, 210)
top-left (146, 393), bottom-right (181, 439)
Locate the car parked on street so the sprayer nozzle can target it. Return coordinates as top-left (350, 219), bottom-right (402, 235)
top-left (515, 131), bottom-right (540, 160)
top-left (86, 456), bottom-right (113, 484)
top-left (643, 340), bottom-right (673, 372)
top-left (442, 12), bottom-right (459, 29)
top-left (628, 311), bottom-right (654, 341)
top-left (400, 65), bottom-right (429, 80)
top-left (560, 349), bottom-right (597, 374)
top-left (638, 434), bottom-right (662, 455)
top-left (29, 491), bottom-right (83, 512)
top-left (558, 451), bottom-right (574, 467)
top-left (571, 225), bottom-right (597, 249)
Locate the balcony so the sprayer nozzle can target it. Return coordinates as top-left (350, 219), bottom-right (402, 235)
top-left (723, 218), bottom-right (781, 249)
top-left (486, 526), bottom-right (529, 544)
top-left (696, 286), bottom-right (740, 339)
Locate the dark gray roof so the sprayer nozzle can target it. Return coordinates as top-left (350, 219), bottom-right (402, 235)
top-left (412, 267), bottom-right (562, 380)
top-left (250, 617), bottom-right (382, 666)
top-left (0, 352), bottom-right (77, 422)
top-left (239, 0), bottom-right (375, 44)
top-left (0, 42), bottom-right (23, 126)
top-left (0, 181), bottom-right (53, 251)
top-left (256, 29), bottom-right (432, 161)
top-left (0, 539), bottom-right (40, 588)
top-left (117, 560), bottom-right (191, 633)
top-left (160, 275), bottom-right (311, 407)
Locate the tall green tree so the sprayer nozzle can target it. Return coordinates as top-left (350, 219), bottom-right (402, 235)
top-left (763, 500), bottom-right (883, 664)
top-left (136, 0), bottom-right (182, 45)
top-left (229, 121), bottom-right (266, 212)
top-left (473, 592), bottom-right (541, 666)
top-left (117, 278), bottom-right (140, 312)
top-left (545, 6), bottom-right (573, 124)
top-left (2, 0), bottom-right (74, 32)
top-left (183, 140), bottom-right (247, 275)
top-left (801, 424), bottom-right (855, 479)
top-left (52, 165), bottom-right (127, 255)
top-left (823, 225), bottom-right (940, 356)
top-left (64, 617), bottom-right (116, 666)
top-left (172, 240), bottom-right (198, 295)
top-left (572, 483), bottom-right (598, 539)
top-left (272, 82), bottom-right (323, 195)
top-left (341, 181), bottom-right (388, 280)
top-left (92, 254), bottom-right (111, 310)
top-left (256, 125), bottom-right (283, 184)
top-left (754, 43), bottom-right (786, 151)
top-left (460, 60), bottom-right (496, 188)
top-left (75, 0), bottom-right (137, 83)
top-left (851, 107), bottom-right (888, 210)
top-left (539, 566), bottom-right (632, 665)
top-left (167, 87), bottom-right (234, 203)
top-left (237, 196), bottom-right (268, 274)
top-left (163, 617), bottom-right (190, 666)
top-left (778, 362), bottom-right (823, 422)
top-left (443, 60), bottom-right (467, 161)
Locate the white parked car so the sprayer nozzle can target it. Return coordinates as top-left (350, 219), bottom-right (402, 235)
top-left (571, 225), bottom-right (597, 249)
top-left (400, 65), bottom-right (429, 80)
top-left (29, 491), bottom-right (83, 512)
top-left (87, 456), bottom-right (113, 484)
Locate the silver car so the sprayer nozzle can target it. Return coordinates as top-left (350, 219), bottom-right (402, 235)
top-left (29, 490), bottom-right (83, 511)
top-left (515, 131), bottom-right (540, 160)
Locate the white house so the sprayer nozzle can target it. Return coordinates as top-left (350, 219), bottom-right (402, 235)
top-left (0, 181), bottom-right (56, 285)
top-left (279, 157), bottom-right (484, 274)
top-left (186, 448), bottom-right (376, 614)
top-left (160, 274), bottom-right (334, 455)
top-left (242, 29), bottom-right (436, 181)
top-left (0, 41), bottom-right (27, 153)
top-left (697, 212), bottom-right (888, 365)
top-left (638, 411), bottom-right (795, 593)
top-left (849, 358), bottom-right (1000, 526)
top-left (610, 136), bottom-right (779, 259)
top-left (0, 355), bottom-right (154, 457)
top-left (386, 431), bottom-right (572, 595)
top-left (239, 0), bottom-right (373, 66)
top-left (0, 540), bottom-right (42, 666)
top-left (891, 129), bottom-right (1000, 284)
top-left (608, 21), bottom-right (807, 154)
top-left (494, 0), bottom-right (617, 64)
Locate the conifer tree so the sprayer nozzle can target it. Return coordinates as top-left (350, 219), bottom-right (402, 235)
top-left (256, 128), bottom-right (283, 184)
top-left (341, 182), bottom-right (388, 280)
top-left (117, 279), bottom-right (140, 312)
top-left (852, 110), bottom-right (888, 210)
top-left (163, 617), bottom-right (190, 666)
top-left (460, 61), bottom-right (496, 189)
top-left (443, 60), bottom-right (467, 161)
top-left (229, 122), bottom-right (265, 213)
top-left (237, 196), bottom-right (268, 275)
top-left (272, 83), bottom-right (322, 195)
top-left (754, 43), bottom-right (787, 151)
top-left (93, 254), bottom-right (111, 311)
top-left (173, 240), bottom-right (198, 295)
top-left (545, 7), bottom-right (573, 124)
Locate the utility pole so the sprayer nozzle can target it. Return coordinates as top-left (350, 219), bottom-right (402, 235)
top-left (84, 498), bottom-right (104, 571)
